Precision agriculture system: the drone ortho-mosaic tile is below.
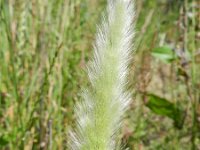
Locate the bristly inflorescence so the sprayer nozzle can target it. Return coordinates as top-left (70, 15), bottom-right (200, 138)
top-left (69, 0), bottom-right (135, 149)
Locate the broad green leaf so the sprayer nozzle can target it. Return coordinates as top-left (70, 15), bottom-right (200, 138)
top-left (152, 46), bottom-right (176, 63)
top-left (146, 94), bottom-right (185, 129)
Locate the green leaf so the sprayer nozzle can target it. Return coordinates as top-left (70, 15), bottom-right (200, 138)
top-left (146, 94), bottom-right (185, 129)
top-left (0, 136), bottom-right (9, 147)
top-left (152, 46), bottom-right (176, 63)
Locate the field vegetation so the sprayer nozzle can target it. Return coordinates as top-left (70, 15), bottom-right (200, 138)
top-left (0, 0), bottom-right (200, 149)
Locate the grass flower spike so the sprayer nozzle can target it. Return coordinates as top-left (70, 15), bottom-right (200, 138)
top-left (69, 0), bottom-right (135, 149)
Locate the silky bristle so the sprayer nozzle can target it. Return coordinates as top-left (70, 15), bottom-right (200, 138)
top-left (69, 0), bottom-right (135, 149)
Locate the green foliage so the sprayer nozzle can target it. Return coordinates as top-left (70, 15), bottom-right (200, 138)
top-left (146, 94), bottom-right (185, 129)
top-left (0, 0), bottom-right (103, 149)
top-left (0, 136), bottom-right (9, 147)
top-left (0, 0), bottom-right (199, 149)
top-left (152, 46), bottom-right (177, 63)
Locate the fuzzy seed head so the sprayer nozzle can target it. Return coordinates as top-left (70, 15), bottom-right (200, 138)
top-left (69, 0), bottom-right (135, 149)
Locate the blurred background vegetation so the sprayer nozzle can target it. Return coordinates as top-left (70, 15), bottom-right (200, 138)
top-left (0, 0), bottom-right (199, 149)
